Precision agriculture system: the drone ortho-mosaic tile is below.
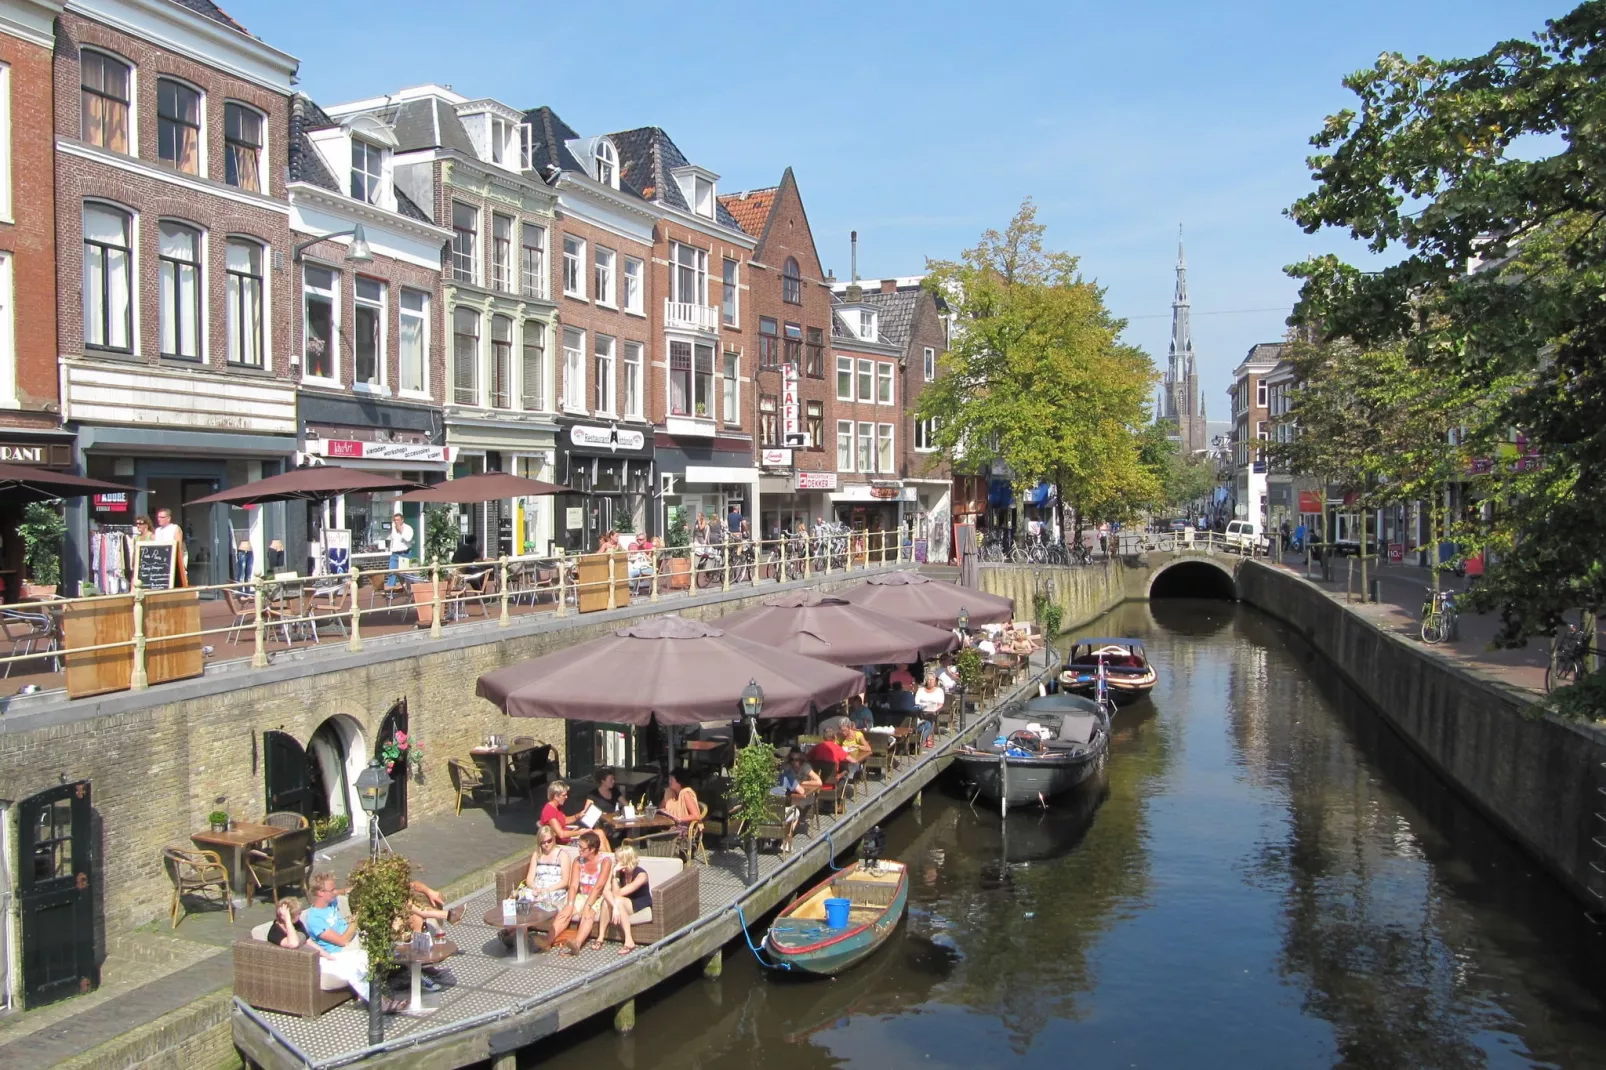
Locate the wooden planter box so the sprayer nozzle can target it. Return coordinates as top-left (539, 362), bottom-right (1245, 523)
top-left (663, 557), bottom-right (691, 591)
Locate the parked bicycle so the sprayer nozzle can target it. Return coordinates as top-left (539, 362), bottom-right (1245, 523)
top-left (1419, 587), bottom-right (1459, 644)
top-left (1547, 621), bottom-right (1596, 692)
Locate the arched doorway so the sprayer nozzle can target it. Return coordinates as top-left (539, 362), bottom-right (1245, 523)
top-left (306, 715), bottom-right (367, 832)
top-left (375, 700), bottom-right (408, 836)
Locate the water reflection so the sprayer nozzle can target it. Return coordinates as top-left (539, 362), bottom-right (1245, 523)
top-left (528, 601), bottom-right (1606, 1070)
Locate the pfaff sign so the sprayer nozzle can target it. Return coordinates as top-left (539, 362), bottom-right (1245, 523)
top-left (781, 363), bottom-right (800, 441)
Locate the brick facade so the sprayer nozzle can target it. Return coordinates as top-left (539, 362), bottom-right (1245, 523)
top-left (551, 213), bottom-right (653, 422)
top-left (0, 17), bottom-right (58, 417)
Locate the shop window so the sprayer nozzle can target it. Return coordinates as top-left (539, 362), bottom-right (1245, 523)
top-left (759, 393), bottom-right (778, 446)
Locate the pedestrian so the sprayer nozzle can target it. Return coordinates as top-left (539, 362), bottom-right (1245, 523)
top-left (384, 510), bottom-right (414, 589)
top-left (152, 507), bottom-right (187, 586)
top-left (1293, 521), bottom-right (1307, 553)
top-left (726, 502), bottom-right (743, 539)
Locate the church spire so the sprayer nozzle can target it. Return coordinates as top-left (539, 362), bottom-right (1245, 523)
top-left (1169, 225), bottom-right (1193, 381)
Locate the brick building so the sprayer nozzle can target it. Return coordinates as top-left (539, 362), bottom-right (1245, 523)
top-left (828, 283), bottom-right (906, 548)
top-left (285, 94), bottom-right (451, 555)
top-left (326, 85), bottom-right (563, 558)
top-left (0, 0), bottom-right (67, 595)
top-left (53, 0), bottom-right (300, 589)
top-left (720, 169), bottom-right (837, 539)
top-left (522, 106), bottom-right (658, 552)
top-left (1228, 341), bottom-right (1283, 537)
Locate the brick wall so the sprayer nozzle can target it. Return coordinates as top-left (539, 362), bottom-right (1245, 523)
top-left (551, 215), bottom-right (652, 419)
top-left (902, 289), bottom-right (950, 482)
top-left (0, 29), bottom-right (57, 415)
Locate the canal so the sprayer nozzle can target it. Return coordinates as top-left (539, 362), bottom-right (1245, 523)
top-left (528, 599), bottom-right (1606, 1069)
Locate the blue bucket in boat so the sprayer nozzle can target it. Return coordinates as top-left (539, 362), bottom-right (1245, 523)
top-left (823, 897), bottom-right (852, 929)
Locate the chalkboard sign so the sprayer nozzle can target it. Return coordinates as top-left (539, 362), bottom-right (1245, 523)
top-left (134, 540), bottom-right (176, 590)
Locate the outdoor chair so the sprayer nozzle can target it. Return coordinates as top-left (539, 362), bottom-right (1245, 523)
top-left (811, 759), bottom-right (846, 816)
top-left (244, 827), bottom-right (313, 906)
top-left (449, 757), bottom-right (498, 816)
top-left (506, 741), bottom-right (554, 805)
top-left (742, 795), bottom-right (802, 853)
top-left (306, 583), bottom-right (352, 639)
top-left (679, 802), bottom-right (711, 866)
top-left (163, 846), bottom-right (234, 928)
top-left (935, 694), bottom-right (960, 736)
top-left (895, 715), bottom-right (921, 759)
top-left (234, 900), bottom-right (356, 1017)
top-left (864, 732), bottom-right (895, 779)
top-left (0, 609), bottom-right (53, 676)
top-left (262, 811), bottom-right (309, 831)
top-left (455, 567), bottom-right (496, 618)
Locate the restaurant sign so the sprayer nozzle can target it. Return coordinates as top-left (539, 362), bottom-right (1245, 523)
top-left (795, 472), bottom-right (837, 491)
top-left (0, 442), bottom-right (72, 466)
top-left (760, 448), bottom-right (793, 468)
top-left (781, 363), bottom-right (800, 441)
top-left (569, 424), bottom-right (647, 452)
top-left (309, 439), bottom-right (455, 464)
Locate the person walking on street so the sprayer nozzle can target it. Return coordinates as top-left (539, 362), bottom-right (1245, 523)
top-left (152, 507), bottom-right (187, 586)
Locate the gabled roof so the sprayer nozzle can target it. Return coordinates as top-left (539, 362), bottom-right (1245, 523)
top-left (609, 126), bottom-right (745, 233)
top-left (718, 186), bottom-right (775, 238)
top-left (171, 0), bottom-right (250, 35)
top-left (857, 290), bottom-right (920, 349)
top-left (519, 106), bottom-right (589, 177)
top-left (288, 95), bottom-right (340, 192)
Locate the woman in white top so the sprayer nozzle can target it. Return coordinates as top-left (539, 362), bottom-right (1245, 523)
top-left (913, 672), bottom-right (947, 748)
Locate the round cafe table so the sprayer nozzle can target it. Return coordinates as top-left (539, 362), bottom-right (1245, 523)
top-left (393, 938), bottom-right (457, 1014)
top-left (483, 904), bottom-right (552, 964)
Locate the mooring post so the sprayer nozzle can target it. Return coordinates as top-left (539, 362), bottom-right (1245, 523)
top-left (613, 997), bottom-right (636, 1034)
top-left (703, 948), bottom-right (723, 979)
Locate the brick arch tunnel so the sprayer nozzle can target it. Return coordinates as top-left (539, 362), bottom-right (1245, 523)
top-left (1148, 558), bottom-right (1238, 600)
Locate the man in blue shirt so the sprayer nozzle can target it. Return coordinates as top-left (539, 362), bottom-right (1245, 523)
top-left (726, 505), bottom-right (744, 539)
top-left (301, 872), bottom-right (405, 1012)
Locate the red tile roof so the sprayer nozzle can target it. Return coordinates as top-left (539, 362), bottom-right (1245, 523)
top-left (719, 188), bottom-right (776, 238)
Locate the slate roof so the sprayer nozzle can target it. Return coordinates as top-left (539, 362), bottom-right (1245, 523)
top-left (718, 187), bottom-right (775, 239)
top-left (519, 106), bottom-right (589, 177)
top-left (171, 0), bottom-right (251, 35)
top-left (857, 290), bottom-right (919, 350)
top-left (288, 95), bottom-right (340, 192)
top-left (378, 97), bottom-right (476, 156)
top-left (609, 126), bottom-right (745, 233)
top-left (393, 187), bottom-right (431, 223)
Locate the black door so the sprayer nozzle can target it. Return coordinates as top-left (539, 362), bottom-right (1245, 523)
top-left (18, 782), bottom-right (96, 1008)
top-left (263, 730), bottom-right (312, 817)
top-left (376, 700), bottom-right (408, 836)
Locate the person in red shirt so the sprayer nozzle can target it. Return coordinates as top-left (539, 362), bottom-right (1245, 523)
top-left (540, 781), bottom-right (581, 844)
top-left (809, 737), bottom-right (849, 766)
top-left (888, 664), bottom-right (917, 690)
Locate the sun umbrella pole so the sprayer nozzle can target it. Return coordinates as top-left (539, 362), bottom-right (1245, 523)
top-left (347, 564), bottom-right (362, 652)
top-left (430, 556), bottom-right (443, 638)
top-left (499, 556), bottom-right (510, 627)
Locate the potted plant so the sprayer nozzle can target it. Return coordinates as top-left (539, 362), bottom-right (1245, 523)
top-left (955, 647), bottom-right (984, 693)
top-left (19, 502), bottom-right (65, 599)
top-left (728, 737), bottom-right (777, 885)
top-left (694, 401), bottom-right (709, 418)
top-left (408, 506), bottom-right (460, 626)
top-left (207, 809), bottom-right (230, 833)
top-left (312, 813), bottom-right (351, 847)
top-left (347, 852), bottom-right (412, 995)
top-left (663, 510), bottom-right (692, 590)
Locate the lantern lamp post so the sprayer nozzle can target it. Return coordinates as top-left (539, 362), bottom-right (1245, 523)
top-left (355, 758), bottom-right (391, 1044)
top-left (741, 678), bottom-right (764, 743)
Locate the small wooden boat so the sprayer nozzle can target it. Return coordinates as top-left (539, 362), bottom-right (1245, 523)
top-left (953, 700), bottom-right (1108, 813)
top-left (763, 860), bottom-right (908, 975)
top-left (1058, 637), bottom-right (1156, 705)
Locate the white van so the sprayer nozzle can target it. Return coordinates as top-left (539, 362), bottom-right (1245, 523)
top-left (1222, 520), bottom-right (1263, 554)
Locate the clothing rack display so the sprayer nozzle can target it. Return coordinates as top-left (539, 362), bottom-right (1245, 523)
top-left (90, 525), bottom-right (137, 594)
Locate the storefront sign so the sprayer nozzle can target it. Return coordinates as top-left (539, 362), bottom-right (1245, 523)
top-left (795, 472), bottom-right (837, 491)
top-left (1298, 491), bottom-right (1323, 514)
top-left (569, 424), bottom-right (646, 452)
top-left (0, 442), bottom-right (72, 466)
top-left (308, 439), bottom-right (455, 464)
top-left (1388, 542), bottom-right (1404, 564)
top-left (870, 485), bottom-right (901, 500)
top-left (760, 449), bottom-right (793, 468)
top-left (93, 492), bottom-right (130, 512)
top-left (565, 507), bottom-right (583, 530)
top-left (781, 363), bottom-right (800, 441)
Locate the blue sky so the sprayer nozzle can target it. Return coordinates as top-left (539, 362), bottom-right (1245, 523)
top-left (232, 0), bottom-right (1562, 415)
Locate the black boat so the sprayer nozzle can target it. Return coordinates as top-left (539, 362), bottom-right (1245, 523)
top-left (953, 694), bottom-right (1108, 815)
top-left (1058, 637), bottom-right (1156, 705)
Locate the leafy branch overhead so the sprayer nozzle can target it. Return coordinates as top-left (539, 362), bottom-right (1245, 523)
top-left (1284, 2), bottom-right (1606, 642)
top-left (917, 200), bottom-right (1160, 524)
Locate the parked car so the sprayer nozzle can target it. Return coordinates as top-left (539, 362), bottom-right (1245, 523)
top-left (1222, 520), bottom-right (1264, 554)
top-left (1167, 518), bottom-right (1190, 532)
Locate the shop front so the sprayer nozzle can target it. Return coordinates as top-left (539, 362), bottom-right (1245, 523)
top-left (441, 411), bottom-right (560, 559)
top-left (0, 433), bottom-right (79, 600)
top-left (830, 480), bottom-right (913, 560)
top-left (758, 465), bottom-right (837, 541)
top-left (905, 477), bottom-right (952, 564)
top-left (299, 436), bottom-right (456, 572)
top-left (554, 419), bottom-right (655, 554)
top-left (656, 436), bottom-right (757, 545)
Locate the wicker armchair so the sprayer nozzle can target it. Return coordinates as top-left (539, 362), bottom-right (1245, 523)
top-left (233, 927), bottom-right (353, 1018)
top-left (262, 811), bottom-right (309, 831)
top-left (863, 733), bottom-right (895, 779)
top-left (811, 759), bottom-right (846, 816)
top-left (163, 847), bottom-right (233, 928)
top-left (449, 757), bottom-right (498, 816)
top-left (244, 827), bottom-right (313, 905)
top-left (492, 855), bottom-right (700, 946)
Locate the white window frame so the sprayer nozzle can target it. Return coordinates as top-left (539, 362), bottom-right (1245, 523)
top-left (722, 350), bottom-right (740, 426)
top-left (157, 219), bottom-right (203, 361)
top-left (623, 256), bottom-right (644, 315)
top-left (857, 421), bottom-right (875, 474)
top-left (398, 288), bottom-right (430, 398)
top-left (491, 116), bottom-right (512, 168)
top-left (518, 122), bottom-right (535, 169)
top-left (452, 305), bottom-right (481, 406)
top-left (301, 263), bottom-right (340, 385)
top-left (0, 64), bottom-right (11, 223)
top-left (876, 362), bottom-right (894, 406)
top-left (353, 276), bottom-right (387, 392)
top-left (595, 138), bottom-right (618, 188)
top-left (225, 237), bottom-right (266, 369)
top-left (836, 419), bottom-right (853, 472)
top-left (915, 416), bottom-right (937, 453)
top-left (622, 340), bottom-right (643, 419)
top-left (351, 137), bottom-right (386, 206)
top-left (593, 246), bottom-right (617, 308)
top-left (563, 235), bottom-right (586, 299)
top-left (1256, 380), bottom-right (1268, 408)
top-left (0, 252), bottom-right (15, 407)
top-left (722, 257), bottom-right (739, 326)
top-left (562, 325), bottom-right (586, 412)
top-left (877, 423), bottom-right (894, 473)
top-left (451, 202), bottom-right (479, 285)
top-left (836, 356), bottom-right (853, 401)
top-left (520, 223), bottom-right (547, 299)
top-left (83, 201), bottom-right (136, 354)
top-left (860, 309), bottom-right (876, 341)
top-left (155, 75), bottom-right (204, 178)
top-left (670, 242), bottom-right (708, 306)
top-left (594, 332), bottom-right (616, 415)
top-left (223, 100), bottom-right (267, 194)
top-left (923, 345), bottom-right (935, 382)
top-left (857, 359), bottom-right (874, 403)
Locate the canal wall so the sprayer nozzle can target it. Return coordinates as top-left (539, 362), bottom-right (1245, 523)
top-left (1237, 560), bottom-right (1606, 909)
top-left (977, 561), bottom-right (1132, 632)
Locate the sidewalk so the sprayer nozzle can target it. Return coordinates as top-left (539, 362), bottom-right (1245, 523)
top-left (1263, 551), bottom-right (1549, 693)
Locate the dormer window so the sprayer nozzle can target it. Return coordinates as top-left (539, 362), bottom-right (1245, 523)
top-left (672, 167), bottom-right (717, 218)
top-left (351, 139), bottom-right (385, 204)
top-left (859, 310), bottom-right (877, 341)
top-left (491, 117), bottom-right (512, 167)
top-left (595, 139), bottom-right (618, 188)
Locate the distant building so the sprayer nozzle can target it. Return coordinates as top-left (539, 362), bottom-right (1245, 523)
top-left (1227, 342), bottom-right (1285, 533)
top-left (1157, 231), bottom-right (1206, 456)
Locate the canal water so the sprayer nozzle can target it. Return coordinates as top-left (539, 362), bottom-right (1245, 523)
top-left (529, 600), bottom-right (1606, 1069)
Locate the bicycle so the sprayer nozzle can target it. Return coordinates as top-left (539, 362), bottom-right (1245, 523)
top-left (1547, 622), bottom-right (1596, 692)
top-left (1419, 588), bottom-right (1458, 645)
top-left (1069, 542), bottom-right (1092, 566)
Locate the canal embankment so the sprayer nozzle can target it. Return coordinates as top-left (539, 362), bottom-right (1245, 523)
top-left (1236, 559), bottom-right (1606, 910)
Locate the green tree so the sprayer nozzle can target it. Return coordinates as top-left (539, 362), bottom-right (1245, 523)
top-left (918, 201), bottom-right (1159, 538)
top-left (1284, 3), bottom-right (1606, 642)
top-left (1139, 424), bottom-right (1217, 515)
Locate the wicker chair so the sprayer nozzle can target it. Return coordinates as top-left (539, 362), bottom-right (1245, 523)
top-left (811, 759), bottom-right (846, 816)
top-left (493, 855), bottom-right (700, 946)
top-left (163, 847), bottom-right (234, 928)
top-left (863, 732), bottom-right (895, 779)
top-left (243, 827), bottom-right (313, 906)
top-left (449, 757), bottom-right (498, 816)
top-left (680, 803), bottom-right (710, 866)
top-left (262, 811), bottom-right (309, 831)
top-left (233, 926), bottom-right (354, 1017)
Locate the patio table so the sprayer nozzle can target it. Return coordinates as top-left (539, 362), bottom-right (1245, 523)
top-left (393, 937), bottom-right (457, 1014)
top-left (191, 821), bottom-right (288, 893)
top-left (483, 904), bottom-right (550, 965)
top-left (470, 740), bottom-right (541, 803)
top-left (598, 812), bottom-right (678, 845)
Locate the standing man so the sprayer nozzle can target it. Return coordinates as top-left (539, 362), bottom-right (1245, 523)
top-left (384, 510), bottom-right (414, 589)
top-left (152, 507), bottom-right (187, 587)
top-left (726, 502), bottom-right (743, 541)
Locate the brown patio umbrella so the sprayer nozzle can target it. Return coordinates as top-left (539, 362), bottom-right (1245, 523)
top-left (475, 614), bottom-right (866, 726)
top-left (839, 571), bottom-right (1014, 629)
top-left (185, 466), bottom-right (423, 506)
top-left (719, 589), bottom-right (959, 666)
top-left (396, 472), bottom-right (566, 503)
top-left (0, 463), bottom-right (135, 504)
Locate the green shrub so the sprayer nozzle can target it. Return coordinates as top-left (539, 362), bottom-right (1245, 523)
top-left (955, 647), bottom-right (984, 691)
top-left (348, 852), bottom-right (412, 979)
top-left (20, 503), bottom-right (66, 586)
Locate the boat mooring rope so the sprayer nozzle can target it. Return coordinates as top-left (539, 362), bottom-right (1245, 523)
top-left (733, 902), bottom-right (792, 971)
top-left (824, 830), bottom-right (849, 871)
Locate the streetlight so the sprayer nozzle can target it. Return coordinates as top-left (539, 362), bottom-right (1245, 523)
top-left (354, 758), bottom-right (391, 1044)
top-left (292, 223), bottom-right (374, 264)
top-left (956, 607), bottom-right (970, 732)
top-left (741, 678), bottom-right (764, 744)
top-left (956, 606), bottom-right (970, 634)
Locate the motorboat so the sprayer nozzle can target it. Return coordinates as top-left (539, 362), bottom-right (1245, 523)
top-left (953, 697), bottom-right (1108, 814)
top-left (1058, 637), bottom-right (1156, 705)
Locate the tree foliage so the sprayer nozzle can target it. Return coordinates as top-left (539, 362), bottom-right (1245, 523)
top-left (1138, 424), bottom-right (1217, 514)
top-left (1285, 2), bottom-right (1606, 642)
top-left (918, 200), bottom-right (1159, 528)
top-left (348, 852), bottom-right (412, 979)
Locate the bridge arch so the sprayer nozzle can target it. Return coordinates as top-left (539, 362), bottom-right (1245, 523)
top-left (1147, 555), bottom-right (1238, 600)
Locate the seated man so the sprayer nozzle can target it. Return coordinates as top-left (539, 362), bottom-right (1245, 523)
top-left (300, 872), bottom-right (405, 1013)
top-left (848, 690), bottom-right (876, 730)
top-left (936, 656), bottom-right (960, 693)
top-left (887, 682), bottom-right (920, 714)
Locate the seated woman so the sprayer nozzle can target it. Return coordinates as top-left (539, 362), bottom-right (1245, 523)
top-left (507, 824), bottom-right (570, 951)
top-left (605, 846), bottom-right (652, 954)
top-left (265, 896), bottom-right (321, 952)
top-left (662, 769), bottom-right (702, 844)
top-left (587, 768), bottom-right (625, 814)
top-left (547, 831), bottom-right (612, 955)
top-left (541, 781), bottom-right (583, 844)
top-left (1008, 628), bottom-right (1037, 657)
top-left (914, 671), bottom-right (947, 748)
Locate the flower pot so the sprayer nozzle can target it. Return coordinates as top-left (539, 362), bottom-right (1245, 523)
top-left (409, 582), bottom-right (443, 627)
top-left (664, 557), bottom-right (692, 591)
top-left (20, 583), bottom-right (57, 601)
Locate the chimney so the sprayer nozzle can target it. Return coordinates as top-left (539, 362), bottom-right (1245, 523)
top-left (880, 279), bottom-right (896, 294)
top-left (850, 231), bottom-right (858, 283)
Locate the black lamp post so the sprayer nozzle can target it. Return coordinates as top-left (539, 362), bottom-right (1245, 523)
top-left (957, 606), bottom-right (970, 635)
top-left (354, 759), bottom-right (391, 1044)
top-left (740, 678), bottom-right (764, 744)
top-left (956, 607), bottom-right (970, 731)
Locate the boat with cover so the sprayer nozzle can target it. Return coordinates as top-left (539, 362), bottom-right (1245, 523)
top-left (953, 692), bottom-right (1108, 813)
top-left (1058, 637), bottom-right (1156, 705)
top-left (764, 859), bottom-right (909, 976)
